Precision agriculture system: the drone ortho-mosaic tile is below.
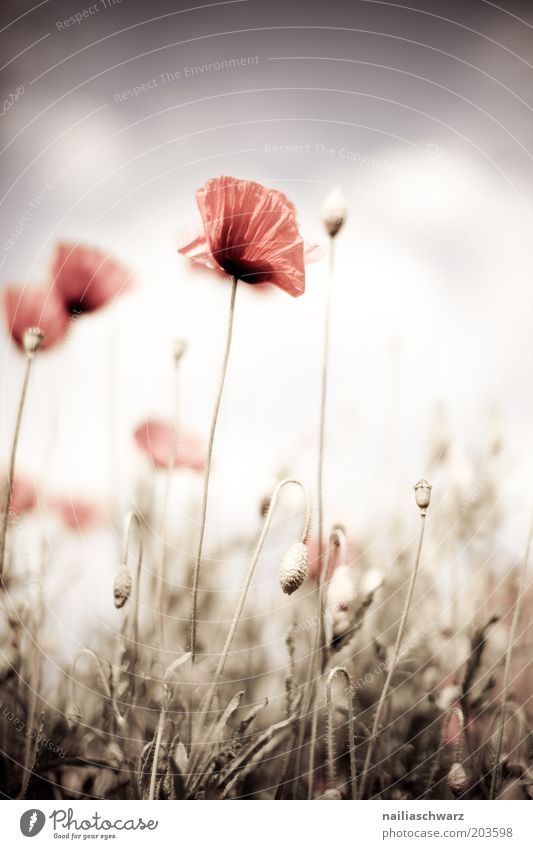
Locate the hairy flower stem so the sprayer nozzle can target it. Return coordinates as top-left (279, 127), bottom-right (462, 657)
top-left (359, 509), bottom-right (428, 799)
top-left (292, 236), bottom-right (335, 793)
top-left (190, 277), bottom-right (238, 663)
top-left (156, 359), bottom-right (181, 650)
top-left (199, 479), bottom-right (311, 726)
top-left (0, 352), bottom-right (35, 582)
top-left (326, 666), bottom-right (357, 799)
top-left (307, 525), bottom-right (346, 798)
top-left (489, 515), bottom-right (533, 799)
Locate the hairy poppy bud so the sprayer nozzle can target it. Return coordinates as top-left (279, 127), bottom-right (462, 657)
top-left (113, 564), bottom-right (132, 609)
top-left (322, 189), bottom-right (348, 238)
top-left (23, 326), bottom-right (44, 356)
top-left (173, 339), bottom-right (187, 362)
top-left (414, 479), bottom-right (432, 512)
top-left (447, 762), bottom-right (468, 794)
top-left (279, 542), bottom-right (309, 595)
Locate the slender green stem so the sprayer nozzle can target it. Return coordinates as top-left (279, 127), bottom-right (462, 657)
top-left (326, 665), bottom-right (357, 799)
top-left (190, 277), bottom-right (238, 663)
top-left (489, 515), bottom-right (533, 799)
top-left (0, 353), bottom-right (34, 582)
top-left (359, 510), bottom-right (428, 799)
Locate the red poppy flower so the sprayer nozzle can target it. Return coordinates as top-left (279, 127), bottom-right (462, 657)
top-left (133, 419), bottom-right (206, 472)
top-left (3, 286), bottom-right (70, 351)
top-left (52, 243), bottom-right (133, 315)
top-left (178, 176), bottom-right (309, 297)
top-left (2, 474), bottom-right (37, 518)
top-left (48, 496), bottom-right (105, 531)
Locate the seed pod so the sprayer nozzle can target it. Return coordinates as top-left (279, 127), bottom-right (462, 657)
top-left (113, 564), bottom-right (132, 608)
top-left (322, 189), bottom-right (348, 238)
top-left (65, 700), bottom-right (82, 732)
top-left (447, 762), bottom-right (468, 794)
top-left (414, 479), bottom-right (432, 511)
top-left (23, 326), bottom-right (45, 356)
top-left (279, 542), bottom-right (309, 595)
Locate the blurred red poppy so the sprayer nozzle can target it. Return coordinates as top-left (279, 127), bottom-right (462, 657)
top-left (49, 497), bottom-right (105, 531)
top-left (52, 243), bottom-right (133, 315)
top-left (178, 175), bottom-right (309, 297)
top-left (133, 419), bottom-right (206, 472)
top-left (3, 287), bottom-right (69, 351)
top-left (2, 474), bottom-right (37, 518)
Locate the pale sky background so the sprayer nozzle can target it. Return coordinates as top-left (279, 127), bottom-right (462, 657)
top-left (2, 0), bottom-right (533, 658)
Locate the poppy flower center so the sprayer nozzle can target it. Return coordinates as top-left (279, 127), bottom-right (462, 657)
top-left (219, 255), bottom-right (275, 284)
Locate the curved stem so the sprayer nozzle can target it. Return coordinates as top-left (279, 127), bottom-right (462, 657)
top-left (190, 277), bottom-right (238, 663)
top-left (203, 479), bottom-right (310, 719)
top-left (0, 353), bottom-right (34, 582)
top-left (72, 649), bottom-right (124, 731)
top-left (306, 524), bottom-right (347, 798)
top-left (359, 510), bottom-right (427, 799)
top-left (490, 514), bottom-right (533, 799)
top-left (326, 665), bottom-right (357, 799)
top-left (156, 356), bottom-right (181, 649)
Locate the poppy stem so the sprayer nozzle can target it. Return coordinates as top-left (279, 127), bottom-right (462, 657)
top-left (359, 507), bottom-right (428, 799)
top-left (190, 277), bottom-right (238, 663)
top-left (489, 513), bottom-right (533, 799)
top-left (292, 234), bottom-right (335, 793)
top-left (0, 350), bottom-right (36, 582)
top-left (188, 479), bottom-right (310, 779)
top-left (326, 665), bottom-right (357, 799)
top-left (307, 524), bottom-right (346, 798)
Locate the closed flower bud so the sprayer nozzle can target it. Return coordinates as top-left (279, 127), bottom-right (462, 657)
top-left (23, 326), bottom-right (45, 356)
top-left (113, 564), bottom-right (132, 608)
top-left (447, 762), bottom-right (468, 794)
top-left (327, 564), bottom-right (356, 614)
top-left (65, 700), bottom-right (83, 732)
top-left (322, 189), bottom-right (348, 238)
top-left (414, 479), bottom-right (432, 511)
top-left (173, 339), bottom-right (187, 362)
top-left (279, 542), bottom-right (309, 595)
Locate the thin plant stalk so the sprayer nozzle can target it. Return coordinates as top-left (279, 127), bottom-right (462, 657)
top-left (190, 277), bottom-right (238, 663)
top-left (293, 238), bottom-right (335, 791)
top-left (0, 351), bottom-right (36, 581)
top-left (489, 515), bottom-right (533, 799)
top-left (201, 479), bottom-right (311, 723)
top-left (359, 507), bottom-right (428, 799)
top-left (121, 511), bottom-right (144, 690)
top-left (326, 665), bottom-right (357, 799)
top-left (148, 704), bottom-right (166, 800)
top-left (155, 351), bottom-right (182, 649)
top-left (307, 524), bottom-right (347, 798)
top-left (18, 592), bottom-right (44, 799)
